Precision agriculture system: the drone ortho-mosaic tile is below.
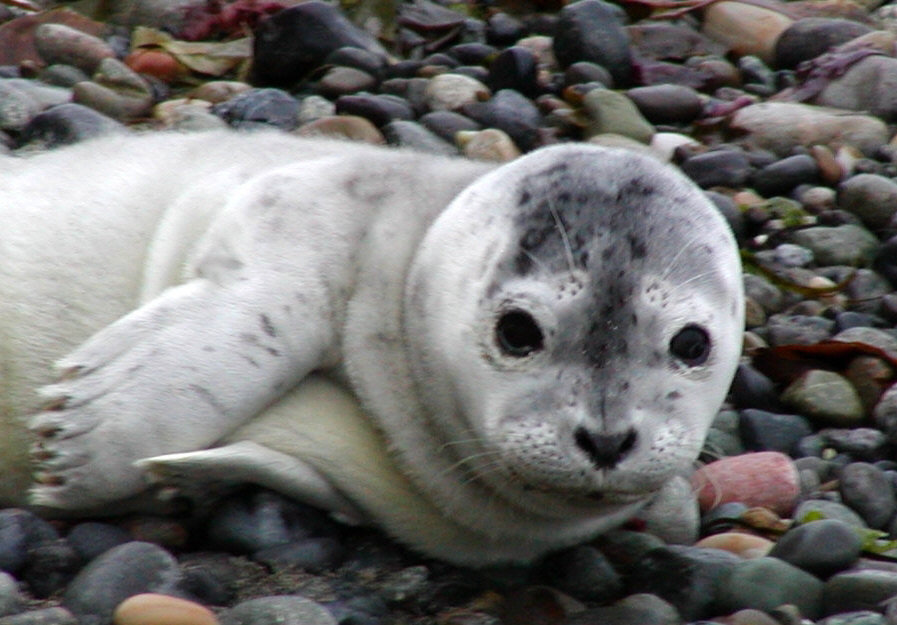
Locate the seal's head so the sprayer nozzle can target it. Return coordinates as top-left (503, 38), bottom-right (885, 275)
top-left (404, 144), bottom-right (743, 524)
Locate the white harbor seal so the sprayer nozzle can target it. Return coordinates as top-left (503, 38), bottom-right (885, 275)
top-left (0, 130), bottom-right (744, 565)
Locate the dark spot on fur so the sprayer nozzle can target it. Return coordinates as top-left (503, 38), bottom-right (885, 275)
top-left (260, 314), bottom-right (276, 337)
top-left (627, 233), bottom-right (647, 260)
top-left (666, 390), bottom-right (682, 400)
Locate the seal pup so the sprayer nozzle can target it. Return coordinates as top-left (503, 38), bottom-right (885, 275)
top-left (0, 130), bottom-right (743, 565)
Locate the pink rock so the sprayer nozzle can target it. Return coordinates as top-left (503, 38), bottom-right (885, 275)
top-left (695, 532), bottom-right (774, 559)
top-left (692, 451), bottom-right (800, 516)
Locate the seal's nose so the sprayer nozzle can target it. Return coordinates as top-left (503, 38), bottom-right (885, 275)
top-left (574, 426), bottom-right (637, 469)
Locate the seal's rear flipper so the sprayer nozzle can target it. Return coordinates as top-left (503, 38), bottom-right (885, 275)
top-left (137, 442), bottom-right (365, 524)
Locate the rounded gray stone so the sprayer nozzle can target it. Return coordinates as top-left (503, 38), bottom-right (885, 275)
top-left (62, 542), bottom-right (181, 625)
top-left (838, 173), bottom-right (897, 232)
top-left (768, 519), bottom-right (863, 576)
top-left (715, 557), bottom-right (824, 619)
top-left (790, 224), bottom-right (879, 267)
top-left (824, 569), bottom-right (897, 615)
top-left (839, 462), bottom-right (896, 529)
top-left (781, 369), bottom-right (864, 426)
top-left (793, 499), bottom-right (868, 528)
top-left (222, 596), bottom-right (337, 625)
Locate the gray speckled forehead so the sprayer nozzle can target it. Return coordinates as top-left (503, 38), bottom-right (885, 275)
top-left (491, 147), bottom-right (737, 369)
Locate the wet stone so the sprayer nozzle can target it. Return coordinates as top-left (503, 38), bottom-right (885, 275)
top-left (679, 149), bottom-right (752, 188)
top-left (379, 77), bottom-right (431, 115)
top-left (738, 55), bottom-right (776, 95)
top-left (335, 93), bottom-right (415, 127)
top-left (767, 314), bottom-right (835, 346)
top-left (815, 55), bottom-right (897, 121)
top-left (458, 128), bottom-right (521, 161)
top-left (250, 1), bottom-right (386, 87)
top-left (774, 18), bottom-right (873, 69)
top-left (716, 557), bottom-right (824, 619)
top-left (418, 110), bottom-right (481, 143)
top-left (694, 532), bottom-right (774, 559)
top-left (782, 370), bottom-right (865, 427)
top-left (564, 593), bottom-right (681, 625)
top-left (581, 88), bottom-right (654, 143)
top-left (834, 312), bottom-right (883, 332)
top-left (449, 43), bottom-right (498, 66)
top-left (0, 607), bottom-right (79, 625)
top-left (728, 103), bottom-right (888, 157)
top-left (739, 409), bottom-right (813, 454)
top-left (221, 595), bottom-right (337, 625)
top-left (63, 542), bottom-right (181, 625)
top-left (486, 12), bottom-right (526, 46)
top-left (211, 88), bottom-right (300, 130)
top-left (316, 67), bottom-right (377, 99)
top-left (625, 84), bottom-right (703, 124)
top-left (730, 364), bottom-right (782, 413)
top-left (33, 24), bottom-right (114, 75)
top-left (821, 428), bottom-right (887, 460)
top-left (838, 462), bottom-right (896, 529)
top-left (874, 235), bottom-right (897, 287)
top-left (253, 537), bottom-right (345, 573)
top-left (552, 0), bottom-right (632, 85)
top-left (627, 546), bottom-right (740, 621)
top-left (701, 0), bottom-right (792, 65)
top-left (0, 510), bottom-right (59, 575)
top-left (824, 570), bottom-right (897, 615)
top-left (323, 47), bottom-right (387, 78)
top-left (789, 225), bottom-right (879, 267)
top-left (0, 82), bottom-right (42, 133)
top-left (592, 530), bottom-right (665, 575)
top-left (743, 274), bottom-right (786, 314)
top-left (461, 89), bottom-right (544, 151)
top-left (794, 499), bottom-right (868, 527)
top-left (19, 102), bottom-right (124, 148)
top-left (564, 61), bottom-right (613, 88)
top-left (769, 519), bottom-right (863, 576)
top-left (424, 73), bottom-right (490, 112)
top-left (297, 95), bottom-right (336, 125)
top-left (751, 154), bottom-right (820, 197)
top-left (488, 47), bottom-right (539, 97)
top-left (818, 612), bottom-right (887, 625)
top-left (773, 243), bottom-right (814, 268)
top-left (0, 572), bottom-right (23, 617)
top-left (382, 120), bottom-right (456, 154)
top-left (873, 384), bottom-right (897, 443)
top-left (21, 539), bottom-right (81, 599)
top-left (38, 64), bottom-right (90, 88)
top-left (536, 546), bottom-right (623, 603)
top-left (66, 522), bottom-right (133, 563)
top-left (693, 452), bottom-right (800, 516)
top-left (838, 173), bottom-right (897, 233)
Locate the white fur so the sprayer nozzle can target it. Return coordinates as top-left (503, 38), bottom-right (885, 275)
top-left (0, 130), bottom-right (743, 565)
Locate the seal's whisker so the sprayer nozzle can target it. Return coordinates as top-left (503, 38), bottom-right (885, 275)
top-left (438, 450), bottom-right (503, 479)
top-left (437, 438), bottom-right (486, 451)
top-left (520, 248), bottom-right (549, 273)
top-left (658, 229), bottom-right (714, 281)
top-left (674, 269), bottom-right (720, 291)
top-left (459, 459), bottom-right (507, 485)
top-left (547, 196), bottom-right (577, 276)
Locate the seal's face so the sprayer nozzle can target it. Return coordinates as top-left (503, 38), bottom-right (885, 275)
top-left (406, 145), bottom-right (743, 517)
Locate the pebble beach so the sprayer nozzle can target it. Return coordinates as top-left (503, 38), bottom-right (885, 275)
top-left (6, 0), bottom-right (897, 623)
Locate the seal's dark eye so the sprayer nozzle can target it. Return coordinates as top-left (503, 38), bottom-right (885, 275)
top-left (670, 325), bottom-right (710, 366)
top-left (496, 310), bottom-right (544, 357)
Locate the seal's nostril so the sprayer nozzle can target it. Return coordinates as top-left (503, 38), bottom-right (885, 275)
top-left (574, 426), bottom-right (637, 469)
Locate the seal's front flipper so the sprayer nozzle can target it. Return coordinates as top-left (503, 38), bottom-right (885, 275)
top-left (138, 442), bottom-right (365, 523)
top-left (29, 277), bottom-right (330, 511)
